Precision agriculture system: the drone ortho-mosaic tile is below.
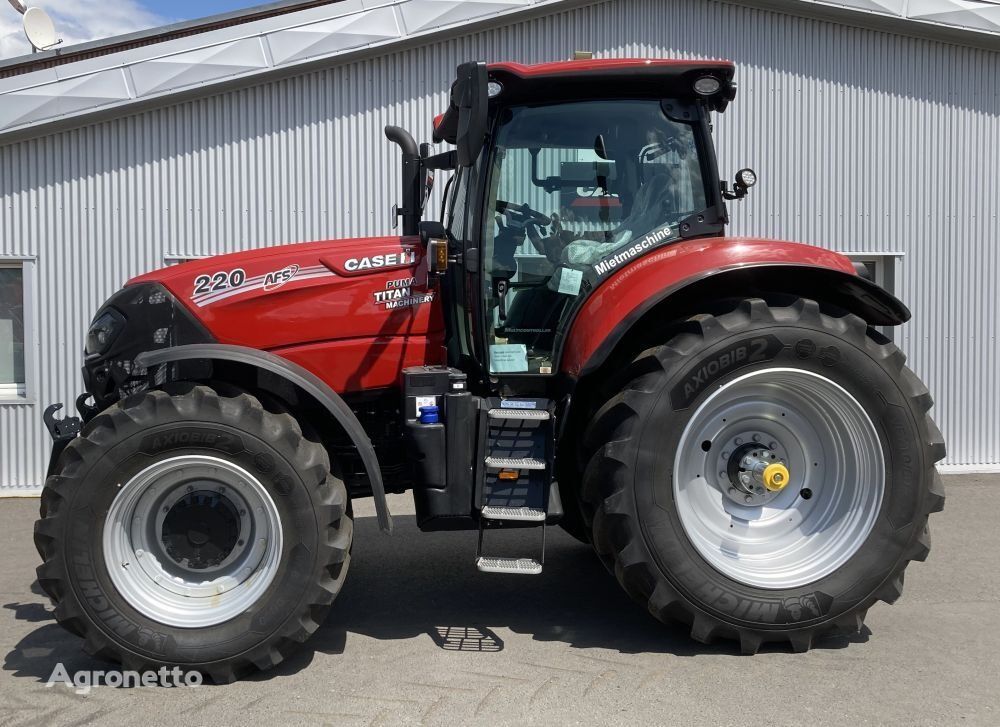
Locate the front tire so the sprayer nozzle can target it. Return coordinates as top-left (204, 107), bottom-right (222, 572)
top-left (581, 298), bottom-right (945, 653)
top-left (34, 386), bottom-right (352, 681)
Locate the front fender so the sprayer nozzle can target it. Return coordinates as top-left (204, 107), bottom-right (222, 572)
top-left (135, 343), bottom-right (393, 533)
top-left (560, 237), bottom-right (909, 377)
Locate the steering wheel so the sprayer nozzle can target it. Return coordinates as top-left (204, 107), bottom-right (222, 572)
top-left (496, 200), bottom-right (551, 227)
top-left (495, 200), bottom-right (566, 264)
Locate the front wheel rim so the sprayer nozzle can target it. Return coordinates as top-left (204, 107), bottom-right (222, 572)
top-left (103, 454), bottom-right (284, 628)
top-left (673, 367), bottom-right (885, 589)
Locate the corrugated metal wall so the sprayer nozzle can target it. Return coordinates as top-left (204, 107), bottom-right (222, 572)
top-left (1, 0), bottom-right (998, 491)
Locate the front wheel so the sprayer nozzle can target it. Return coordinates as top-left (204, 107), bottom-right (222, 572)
top-left (582, 298), bottom-right (945, 653)
top-left (34, 386), bottom-right (352, 681)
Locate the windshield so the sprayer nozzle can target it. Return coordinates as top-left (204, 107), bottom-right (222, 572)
top-left (482, 99), bottom-right (709, 375)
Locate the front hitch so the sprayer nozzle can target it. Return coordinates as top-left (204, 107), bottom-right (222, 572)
top-left (43, 402), bottom-right (84, 480)
top-left (43, 403), bottom-right (81, 442)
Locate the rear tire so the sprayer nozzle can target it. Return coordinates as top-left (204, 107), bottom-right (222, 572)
top-left (34, 386), bottom-right (351, 682)
top-left (581, 298), bottom-right (945, 653)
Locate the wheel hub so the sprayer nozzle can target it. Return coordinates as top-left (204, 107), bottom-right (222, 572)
top-left (720, 437), bottom-right (790, 506)
top-left (160, 490), bottom-right (241, 570)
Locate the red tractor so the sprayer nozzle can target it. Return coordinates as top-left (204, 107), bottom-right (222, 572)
top-left (34, 59), bottom-right (944, 681)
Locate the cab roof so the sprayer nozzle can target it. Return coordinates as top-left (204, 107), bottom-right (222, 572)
top-left (433, 58), bottom-right (736, 143)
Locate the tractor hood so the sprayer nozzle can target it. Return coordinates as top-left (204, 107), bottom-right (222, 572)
top-left (127, 235), bottom-right (435, 351)
top-left (82, 235), bottom-right (444, 406)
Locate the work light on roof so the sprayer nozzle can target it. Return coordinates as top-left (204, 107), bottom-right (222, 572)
top-left (487, 81), bottom-right (503, 98)
top-left (737, 168), bottom-right (758, 188)
top-left (693, 75), bottom-right (722, 96)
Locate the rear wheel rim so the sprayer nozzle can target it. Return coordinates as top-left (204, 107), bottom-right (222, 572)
top-left (103, 454), bottom-right (283, 627)
top-left (673, 367), bottom-right (885, 589)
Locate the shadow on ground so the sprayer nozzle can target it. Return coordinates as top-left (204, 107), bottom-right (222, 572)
top-left (4, 513), bottom-right (867, 683)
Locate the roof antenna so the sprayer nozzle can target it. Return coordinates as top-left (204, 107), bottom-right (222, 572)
top-left (8, 1), bottom-right (64, 53)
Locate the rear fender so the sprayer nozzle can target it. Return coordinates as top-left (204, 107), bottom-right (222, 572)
top-left (560, 237), bottom-right (909, 377)
top-left (135, 344), bottom-right (393, 533)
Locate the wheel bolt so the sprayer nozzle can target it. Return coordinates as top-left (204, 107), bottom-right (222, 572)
top-left (769, 442), bottom-right (778, 449)
top-left (735, 438), bottom-right (743, 445)
top-left (719, 471), bottom-right (727, 480)
top-left (744, 495), bottom-right (753, 504)
top-left (722, 450), bottom-right (730, 458)
top-left (752, 434), bottom-right (761, 442)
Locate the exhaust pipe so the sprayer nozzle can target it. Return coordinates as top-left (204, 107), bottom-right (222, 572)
top-left (384, 125), bottom-right (422, 236)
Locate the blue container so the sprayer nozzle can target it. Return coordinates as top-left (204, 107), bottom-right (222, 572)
top-left (418, 405), bottom-right (440, 424)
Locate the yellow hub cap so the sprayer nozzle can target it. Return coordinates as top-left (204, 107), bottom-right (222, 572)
top-left (763, 462), bottom-right (790, 491)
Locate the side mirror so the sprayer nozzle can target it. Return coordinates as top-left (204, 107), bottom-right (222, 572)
top-left (420, 221), bottom-right (449, 276)
top-left (423, 170), bottom-right (435, 210)
top-left (454, 61), bottom-right (488, 167)
top-left (722, 167), bottom-right (758, 200)
top-left (594, 134), bottom-right (609, 160)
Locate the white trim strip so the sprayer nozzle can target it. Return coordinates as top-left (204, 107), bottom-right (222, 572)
top-left (194, 268), bottom-right (335, 307)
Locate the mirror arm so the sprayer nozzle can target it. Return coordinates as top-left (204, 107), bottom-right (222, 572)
top-left (423, 150), bottom-right (457, 171)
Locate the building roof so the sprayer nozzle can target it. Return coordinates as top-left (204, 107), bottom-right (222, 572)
top-left (0, 0), bottom-right (998, 141)
top-left (0, 1), bottom-right (345, 79)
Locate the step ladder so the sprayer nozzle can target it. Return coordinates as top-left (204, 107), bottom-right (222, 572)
top-left (475, 399), bottom-right (555, 575)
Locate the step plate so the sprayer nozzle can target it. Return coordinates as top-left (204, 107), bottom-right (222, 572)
top-left (481, 506), bottom-right (546, 522)
top-left (485, 456), bottom-right (546, 470)
top-left (476, 556), bottom-right (543, 575)
top-left (488, 408), bottom-right (551, 421)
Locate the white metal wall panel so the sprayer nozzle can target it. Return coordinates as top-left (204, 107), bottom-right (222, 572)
top-left (1, 0), bottom-right (998, 491)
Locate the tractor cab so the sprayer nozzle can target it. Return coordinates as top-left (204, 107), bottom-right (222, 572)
top-left (386, 59), bottom-right (748, 381)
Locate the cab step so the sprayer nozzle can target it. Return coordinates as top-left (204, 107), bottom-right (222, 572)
top-left (484, 456), bottom-right (546, 470)
top-left (481, 505), bottom-right (546, 522)
top-left (487, 408), bottom-right (550, 421)
top-left (476, 397), bottom-right (553, 575)
top-left (476, 556), bottom-right (543, 575)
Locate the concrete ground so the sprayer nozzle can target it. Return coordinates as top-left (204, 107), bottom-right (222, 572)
top-left (1, 474), bottom-right (997, 726)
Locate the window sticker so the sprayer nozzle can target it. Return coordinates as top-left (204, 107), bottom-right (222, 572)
top-left (489, 344), bottom-right (529, 373)
top-left (557, 267), bottom-right (583, 296)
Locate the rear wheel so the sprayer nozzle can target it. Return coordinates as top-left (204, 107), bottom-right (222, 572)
top-left (581, 298), bottom-right (945, 653)
top-left (34, 386), bottom-right (351, 681)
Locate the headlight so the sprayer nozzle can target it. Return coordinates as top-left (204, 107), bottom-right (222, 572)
top-left (86, 309), bottom-right (126, 356)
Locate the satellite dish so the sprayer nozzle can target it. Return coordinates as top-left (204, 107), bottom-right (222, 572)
top-left (22, 6), bottom-right (62, 52)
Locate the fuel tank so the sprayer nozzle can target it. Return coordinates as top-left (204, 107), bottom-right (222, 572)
top-left (130, 236), bottom-right (445, 393)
